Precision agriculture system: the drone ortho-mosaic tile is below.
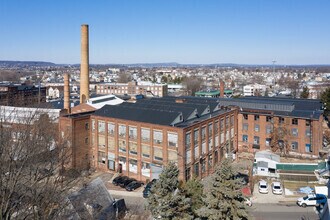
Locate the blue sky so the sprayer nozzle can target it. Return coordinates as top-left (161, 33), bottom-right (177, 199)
top-left (0, 0), bottom-right (329, 65)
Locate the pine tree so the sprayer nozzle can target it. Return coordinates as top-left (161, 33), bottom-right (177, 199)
top-left (196, 159), bottom-right (249, 220)
top-left (300, 86), bottom-right (309, 99)
top-left (146, 162), bottom-right (194, 220)
top-left (182, 177), bottom-right (204, 214)
top-left (321, 88), bottom-right (330, 116)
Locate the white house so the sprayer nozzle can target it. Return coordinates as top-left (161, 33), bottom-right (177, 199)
top-left (253, 150), bottom-right (280, 177)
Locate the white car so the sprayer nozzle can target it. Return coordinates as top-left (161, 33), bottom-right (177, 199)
top-left (271, 182), bottom-right (283, 195)
top-left (297, 194), bottom-right (327, 208)
top-left (258, 180), bottom-right (269, 194)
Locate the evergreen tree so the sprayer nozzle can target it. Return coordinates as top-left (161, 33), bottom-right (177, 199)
top-left (300, 86), bottom-right (309, 99)
top-left (182, 177), bottom-right (204, 214)
top-left (196, 159), bottom-right (249, 220)
top-left (147, 162), bottom-right (194, 220)
top-left (321, 88), bottom-right (330, 116)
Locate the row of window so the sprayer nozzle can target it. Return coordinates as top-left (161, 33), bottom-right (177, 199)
top-left (92, 120), bottom-right (178, 147)
top-left (242, 114), bottom-right (311, 126)
top-left (242, 124), bottom-right (311, 137)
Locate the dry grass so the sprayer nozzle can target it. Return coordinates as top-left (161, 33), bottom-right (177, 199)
top-left (283, 180), bottom-right (324, 191)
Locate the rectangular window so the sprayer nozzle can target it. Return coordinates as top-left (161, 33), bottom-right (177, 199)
top-left (185, 168), bottom-right (191, 181)
top-left (129, 142), bottom-right (137, 155)
top-left (98, 151), bottom-right (106, 164)
top-left (118, 140), bottom-right (126, 153)
top-left (208, 138), bottom-right (213, 151)
top-left (129, 159), bottom-right (138, 173)
top-left (306, 120), bottom-right (311, 126)
top-left (230, 115), bottom-right (234, 126)
top-left (119, 157), bottom-right (126, 171)
top-left (98, 135), bottom-right (105, 148)
top-left (92, 119), bottom-right (95, 131)
top-left (208, 154), bottom-right (212, 169)
top-left (194, 129), bottom-right (199, 143)
top-left (201, 159), bottom-right (206, 173)
top-left (266, 124), bottom-right (273, 134)
top-left (194, 145), bottom-right (199, 159)
top-left (168, 132), bottom-right (178, 148)
top-left (292, 118), bottom-right (298, 125)
top-left (168, 150), bottom-right (178, 162)
top-left (108, 123), bottom-right (115, 136)
top-left (220, 119), bottom-right (224, 129)
top-left (254, 115), bottom-right (259, 121)
top-left (214, 120), bottom-right (219, 134)
top-left (202, 142), bottom-right (206, 154)
top-left (208, 123), bottom-right (213, 136)
top-left (85, 122), bottom-right (89, 130)
top-left (141, 162), bottom-right (150, 177)
top-left (194, 163), bottom-right (199, 177)
top-left (108, 138), bottom-right (115, 151)
top-left (153, 130), bottom-right (163, 145)
top-left (201, 127), bottom-right (206, 141)
top-left (243, 135), bottom-right (248, 142)
top-left (215, 135), bottom-right (219, 147)
top-left (119, 124), bottom-right (126, 138)
top-left (98, 121), bottom-right (105, 133)
top-left (129, 126), bottom-right (137, 140)
top-left (266, 116), bottom-right (273, 122)
top-left (292, 128), bottom-right (298, 137)
top-left (255, 124), bottom-right (260, 132)
top-left (243, 123), bottom-right (248, 131)
top-left (279, 117), bottom-right (284, 124)
top-left (142, 145), bottom-right (150, 158)
top-left (291, 142), bottom-right (298, 150)
top-left (266, 138), bottom-right (271, 147)
top-left (305, 144), bottom-right (311, 152)
top-left (243, 114), bottom-right (248, 120)
top-left (154, 147), bottom-right (163, 161)
top-left (221, 133), bottom-right (225, 144)
top-left (254, 136), bottom-right (260, 145)
top-left (186, 149), bottom-right (191, 164)
top-left (185, 132), bottom-right (191, 149)
top-left (141, 128), bottom-right (150, 142)
top-left (306, 128), bottom-right (311, 137)
top-left (226, 116), bottom-right (229, 127)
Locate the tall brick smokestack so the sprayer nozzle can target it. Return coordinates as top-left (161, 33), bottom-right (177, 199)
top-left (220, 80), bottom-right (225, 98)
top-left (80, 24), bottom-right (89, 103)
top-left (64, 73), bottom-right (70, 113)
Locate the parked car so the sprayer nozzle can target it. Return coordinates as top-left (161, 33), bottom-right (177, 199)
top-left (119, 178), bottom-right (136, 188)
top-left (271, 182), bottom-right (283, 195)
top-left (112, 176), bottom-right (128, 186)
top-left (143, 179), bottom-right (157, 198)
top-left (297, 194), bottom-right (327, 208)
top-left (125, 181), bottom-right (144, 191)
top-left (258, 180), bottom-right (269, 194)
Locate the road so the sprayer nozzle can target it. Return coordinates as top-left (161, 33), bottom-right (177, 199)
top-left (250, 203), bottom-right (319, 220)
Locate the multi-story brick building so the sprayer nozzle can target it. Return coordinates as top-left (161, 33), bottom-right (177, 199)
top-left (59, 96), bottom-right (238, 182)
top-left (0, 84), bottom-right (46, 107)
top-left (218, 96), bottom-right (324, 158)
top-left (95, 81), bottom-right (168, 97)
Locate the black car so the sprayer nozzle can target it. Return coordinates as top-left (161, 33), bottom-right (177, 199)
top-left (119, 178), bottom-right (136, 188)
top-left (112, 176), bottom-right (129, 186)
top-left (125, 181), bottom-right (144, 191)
top-left (143, 179), bottom-right (157, 198)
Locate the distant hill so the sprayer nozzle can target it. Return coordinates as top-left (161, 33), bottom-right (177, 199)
top-left (0, 60), bottom-right (56, 67)
top-left (1, 60), bottom-right (330, 69)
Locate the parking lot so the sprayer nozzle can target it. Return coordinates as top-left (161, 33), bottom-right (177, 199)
top-left (251, 180), bottom-right (287, 204)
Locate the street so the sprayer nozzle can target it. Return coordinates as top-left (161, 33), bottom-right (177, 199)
top-left (250, 203), bottom-right (319, 220)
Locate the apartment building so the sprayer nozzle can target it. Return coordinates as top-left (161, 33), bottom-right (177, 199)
top-left (95, 81), bottom-right (168, 97)
top-left (0, 84), bottom-right (46, 107)
top-left (217, 96), bottom-right (324, 158)
top-left (60, 96), bottom-right (238, 182)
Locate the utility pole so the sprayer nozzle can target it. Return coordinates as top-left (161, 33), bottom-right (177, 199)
top-left (272, 60), bottom-right (276, 85)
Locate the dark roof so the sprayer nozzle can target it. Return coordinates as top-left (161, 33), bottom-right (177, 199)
top-left (94, 96), bottom-right (231, 127)
top-left (94, 103), bottom-right (181, 126)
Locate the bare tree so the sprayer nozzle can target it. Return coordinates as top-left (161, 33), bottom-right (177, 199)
top-left (117, 72), bottom-right (131, 83)
top-left (0, 107), bottom-right (79, 219)
top-left (270, 123), bottom-right (290, 156)
top-left (182, 77), bottom-right (203, 96)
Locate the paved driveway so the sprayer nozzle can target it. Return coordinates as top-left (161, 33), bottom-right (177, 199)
top-left (251, 181), bottom-right (286, 204)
